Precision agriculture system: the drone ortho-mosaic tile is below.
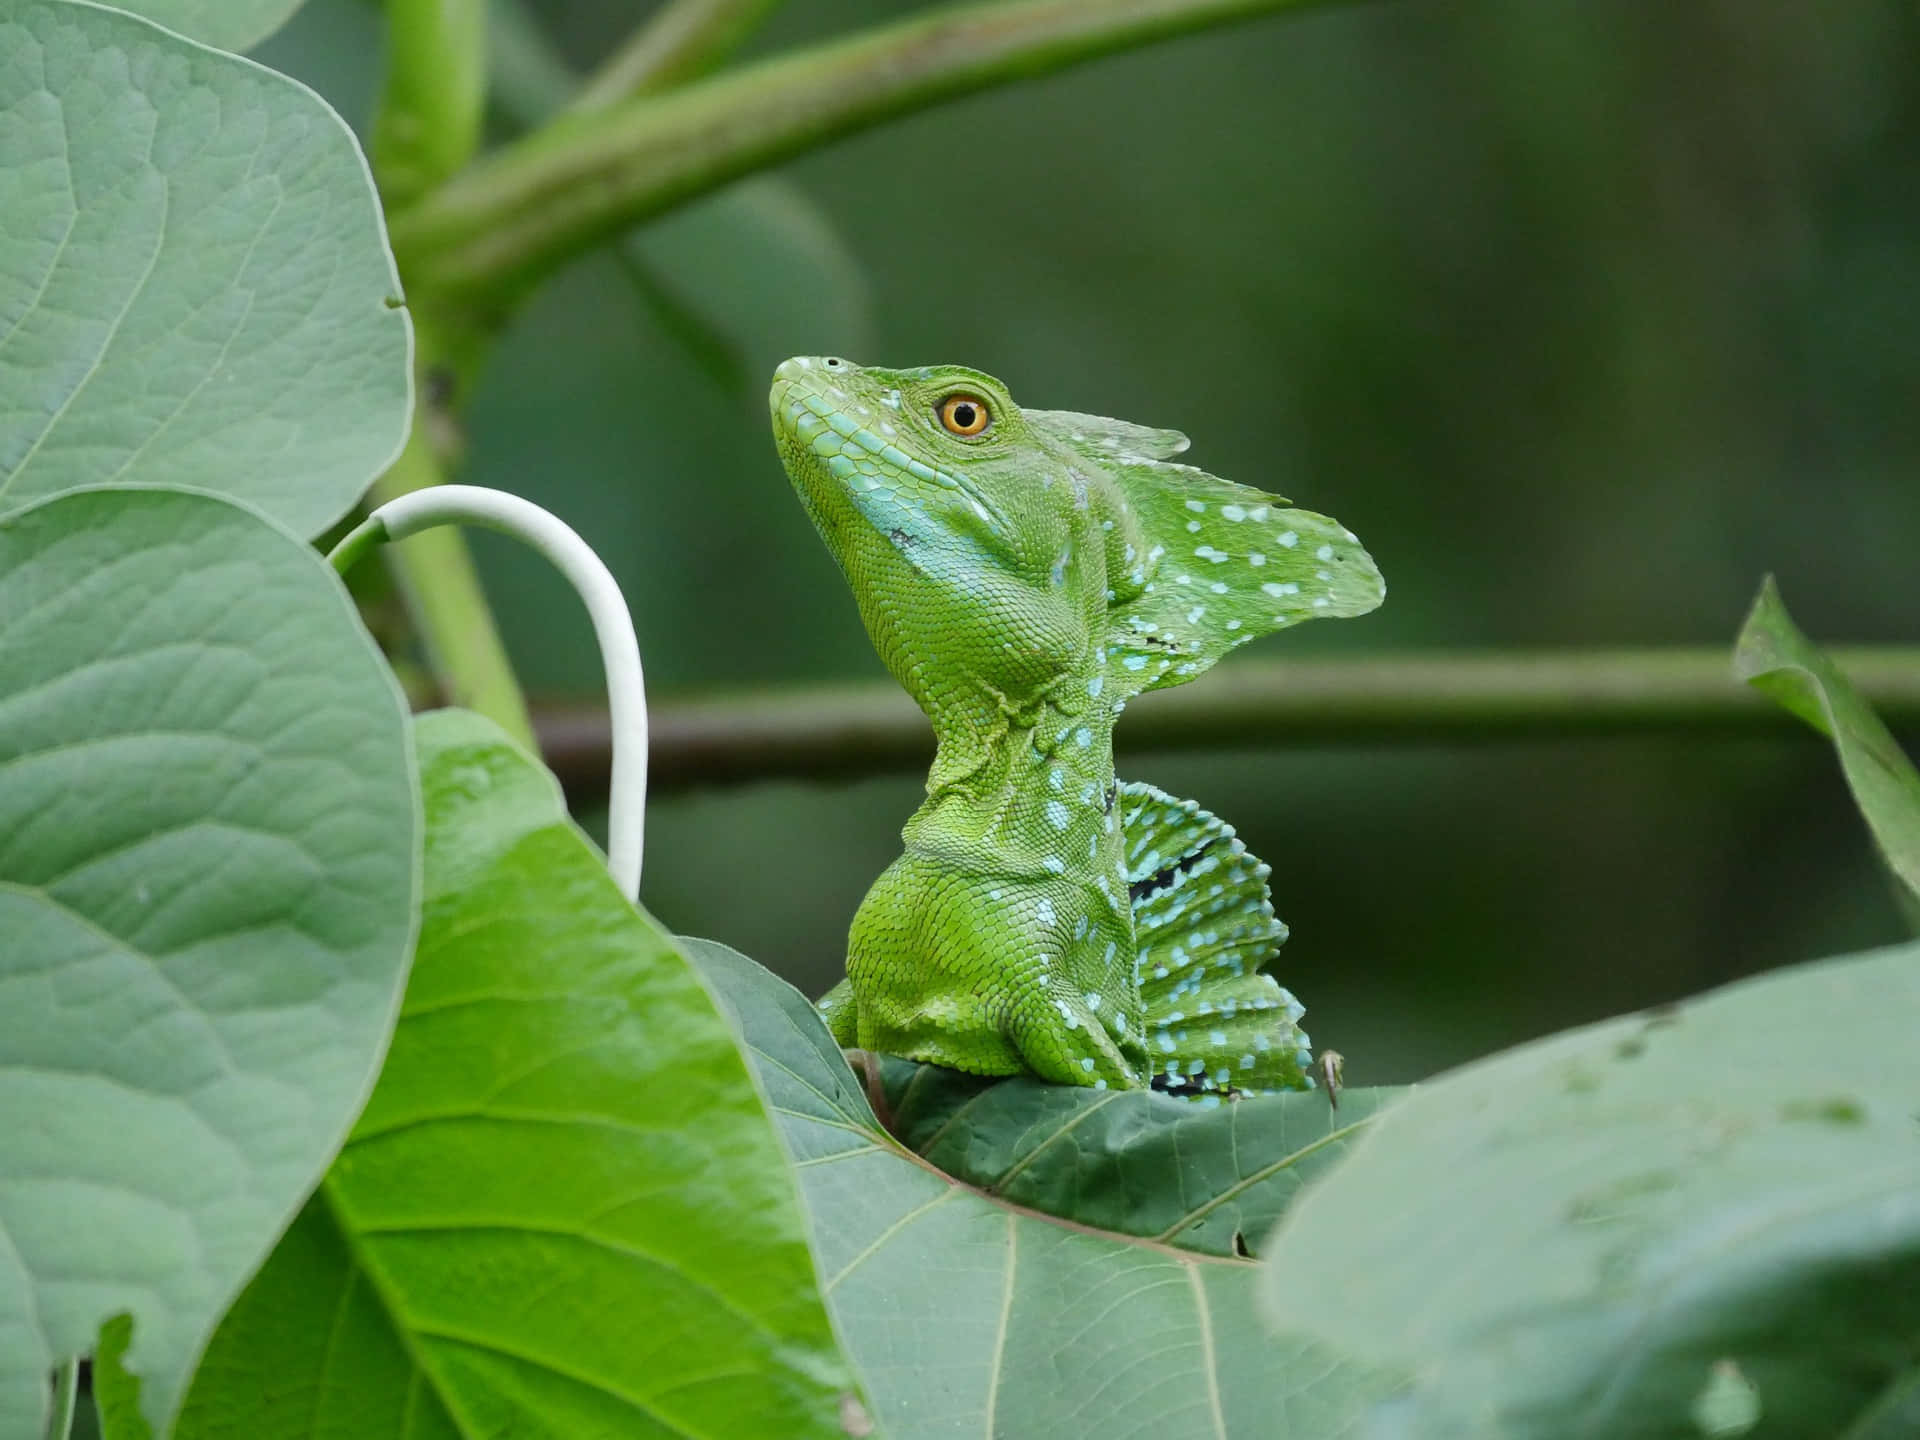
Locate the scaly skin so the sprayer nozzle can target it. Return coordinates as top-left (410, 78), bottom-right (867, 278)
top-left (771, 357), bottom-right (1382, 1090)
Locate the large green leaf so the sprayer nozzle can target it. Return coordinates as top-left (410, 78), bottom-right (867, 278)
top-left (684, 938), bottom-right (1410, 1438)
top-left (0, 486), bottom-right (417, 1439)
top-left (873, 1054), bottom-right (1404, 1259)
top-left (1259, 941), bottom-right (1920, 1438)
top-left (0, 0), bottom-right (409, 538)
top-left (167, 710), bottom-right (867, 1440)
top-left (1735, 577), bottom-right (1920, 912)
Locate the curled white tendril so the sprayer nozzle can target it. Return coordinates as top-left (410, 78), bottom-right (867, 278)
top-left (331, 485), bottom-right (647, 901)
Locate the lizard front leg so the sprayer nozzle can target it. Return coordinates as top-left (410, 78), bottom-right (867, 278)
top-left (843, 855), bottom-right (1145, 1088)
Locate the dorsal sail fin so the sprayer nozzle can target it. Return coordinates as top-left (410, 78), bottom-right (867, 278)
top-left (1120, 780), bottom-right (1312, 1098)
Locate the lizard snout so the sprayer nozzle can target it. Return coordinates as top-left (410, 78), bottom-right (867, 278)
top-left (774, 355), bottom-right (859, 383)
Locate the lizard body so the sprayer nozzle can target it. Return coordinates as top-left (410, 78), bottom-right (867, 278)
top-left (771, 357), bottom-right (1382, 1094)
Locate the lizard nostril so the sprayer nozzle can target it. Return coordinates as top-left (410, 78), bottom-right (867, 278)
top-left (824, 357), bottom-right (841, 368)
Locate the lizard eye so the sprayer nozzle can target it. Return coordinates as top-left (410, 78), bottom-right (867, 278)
top-left (938, 394), bottom-right (992, 436)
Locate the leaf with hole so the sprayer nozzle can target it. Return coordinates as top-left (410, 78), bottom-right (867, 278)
top-left (1259, 940), bottom-right (1920, 1438)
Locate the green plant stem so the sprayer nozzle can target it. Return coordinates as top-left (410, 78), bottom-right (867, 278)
top-left (45, 1358), bottom-right (78, 1440)
top-left (487, 0), bottom-right (579, 123)
top-left (533, 648), bottom-right (1920, 793)
top-left (373, 0), bottom-right (489, 213)
top-left (369, 425), bottom-right (537, 750)
top-left (328, 515), bottom-right (389, 577)
top-left (391, 0), bottom-right (1353, 304)
top-left (365, 0), bottom-right (527, 743)
top-left (573, 0), bottom-right (788, 112)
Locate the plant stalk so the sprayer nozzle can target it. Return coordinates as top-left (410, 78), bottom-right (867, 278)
top-left (391, 0), bottom-right (1355, 303)
top-left (487, 0), bottom-right (580, 123)
top-left (533, 648), bottom-right (1920, 794)
top-left (572, 0), bottom-right (789, 112)
top-left (373, 0), bottom-right (489, 212)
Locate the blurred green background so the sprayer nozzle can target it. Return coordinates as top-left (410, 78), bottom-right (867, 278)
top-left (266, 0), bottom-right (1915, 1082)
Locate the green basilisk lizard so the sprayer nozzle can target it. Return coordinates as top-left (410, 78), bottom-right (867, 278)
top-left (772, 357), bottom-right (1383, 1098)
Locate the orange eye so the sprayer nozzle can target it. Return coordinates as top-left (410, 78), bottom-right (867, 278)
top-left (938, 393), bottom-right (992, 436)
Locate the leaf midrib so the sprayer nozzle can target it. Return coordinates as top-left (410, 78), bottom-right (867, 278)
top-left (319, 1175), bottom-right (728, 1436)
top-left (1155, 1112), bottom-right (1378, 1243)
top-left (791, 1083), bottom-right (1256, 1270)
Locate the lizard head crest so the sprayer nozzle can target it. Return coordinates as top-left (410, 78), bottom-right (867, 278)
top-left (771, 356), bottom-right (1383, 716)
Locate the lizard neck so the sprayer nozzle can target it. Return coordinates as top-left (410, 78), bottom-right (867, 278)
top-left (903, 667), bottom-right (1124, 887)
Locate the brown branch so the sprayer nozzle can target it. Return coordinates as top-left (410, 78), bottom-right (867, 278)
top-left (532, 648), bottom-right (1920, 795)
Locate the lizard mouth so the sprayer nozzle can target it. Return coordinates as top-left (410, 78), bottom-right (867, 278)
top-left (771, 366), bottom-right (1011, 541)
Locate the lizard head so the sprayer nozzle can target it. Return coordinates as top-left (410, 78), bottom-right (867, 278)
top-left (770, 355), bottom-right (1384, 719)
top-left (771, 356), bottom-right (1101, 710)
top-left (770, 356), bottom-right (1058, 563)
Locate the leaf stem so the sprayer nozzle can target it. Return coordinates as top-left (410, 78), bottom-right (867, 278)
top-left (328, 515), bottom-right (389, 578)
top-left (532, 647), bottom-right (1920, 793)
top-left (391, 0), bottom-right (1353, 303)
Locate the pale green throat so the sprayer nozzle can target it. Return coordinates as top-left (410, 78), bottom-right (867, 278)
top-left (770, 356), bottom-right (1384, 1096)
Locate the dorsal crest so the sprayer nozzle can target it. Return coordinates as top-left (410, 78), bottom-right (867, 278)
top-left (1027, 409), bottom-right (1384, 700)
top-left (1025, 409), bottom-right (1191, 463)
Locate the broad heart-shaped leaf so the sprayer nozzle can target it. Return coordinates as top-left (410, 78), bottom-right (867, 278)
top-left (80, 0), bottom-right (312, 54)
top-left (163, 710), bottom-right (867, 1440)
top-left (683, 938), bottom-right (1411, 1438)
top-left (0, 0), bottom-right (409, 538)
top-left (0, 486), bottom-right (417, 1438)
top-left (1735, 577), bottom-right (1920, 914)
top-left (1259, 941), bottom-right (1920, 1439)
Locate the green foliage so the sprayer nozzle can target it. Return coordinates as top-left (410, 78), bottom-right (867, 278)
top-left (1259, 940), bottom-right (1920, 1438)
top-left (88, 0), bottom-right (312, 52)
top-left (685, 938), bottom-right (1409, 1437)
top-left (3, 5), bottom-right (869, 1430)
top-left (155, 712), bottom-right (864, 1440)
top-left (0, 487), bottom-right (418, 1439)
top-left (1736, 578), bottom-right (1920, 914)
top-left (5, 0), bottom-right (1918, 1435)
top-left (873, 1055), bottom-right (1403, 1255)
top-left (0, 0), bottom-right (409, 538)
